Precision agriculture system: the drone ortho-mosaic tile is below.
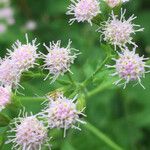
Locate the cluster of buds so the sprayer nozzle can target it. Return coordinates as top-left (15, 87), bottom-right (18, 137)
top-left (0, 0), bottom-right (15, 34)
top-left (106, 48), bottom-right (150, 89)
top-left (66, 0), bottom-right (101, 25)
top-left (2, 0), bottom-right (149, 149)
top-left (98, 9), bottom-right (144, 50)
top-left (42, 40), bottom-right (79, 83)
top-left (6, 112), bottom-right (51, 150)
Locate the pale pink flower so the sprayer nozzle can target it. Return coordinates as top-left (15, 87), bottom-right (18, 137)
top-left (98, 9), bottom-right (144, 50)
top-left (42, 40), bottom-right (79, 83)
top-left (0, 7), bottom-right (14, 22)
top-left (106, 48), bottom-right (150, 89)
top-left (7, 113), bottom-right (50, 150)
top-left (41, 93), bottom-right (86, 137)
top-left (105, 0), bottom-right (129, 8)
top-left (66, 0), bottom-right (100, 25)
top-left (8, 34), bottom-right (40, 72)
top-left (0, 58), bottom-right (21, 88)
top-left (24, 20), bottom-right (37, 31)
top-left (0, 86), bottom-right (11, 111)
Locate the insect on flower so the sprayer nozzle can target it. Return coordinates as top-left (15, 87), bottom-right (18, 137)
top-left (40, 93), bottom-right (86, 137)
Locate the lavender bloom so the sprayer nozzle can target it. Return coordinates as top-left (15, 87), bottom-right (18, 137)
top-left (66, 0), bottom-right (100, 25)
top-left (41, 93), bottom-right (86, 137)
top-left (42, 40), bottom-right (79, 83)
top-left (105, 0), bottom-right (129, 8)
top-left (0, 86), bottom-right (11, 111)
top-left (106, 48), bottom-right (150, 89)
top-left (8, 34), bottom-right (40, 72)
top-left (0, 58), bottom-right (21, 88)
top-left (98, 9), bottom-right (144, 50)
top-left (6, 112), bottom-right (50, 150)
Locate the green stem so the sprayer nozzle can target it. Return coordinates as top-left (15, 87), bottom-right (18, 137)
top-left (83, 56), bottom-right (109, 87)
top-left (22, 72), bottom-right (46, 78)
top-left (67, 73), bottom-right (76, 86)
top-left (87, 81), bottom-right (113, 98)
top-left (17, 96), bottom-right (46, 102)
top-left (85, 122), bottom-right (123, 150)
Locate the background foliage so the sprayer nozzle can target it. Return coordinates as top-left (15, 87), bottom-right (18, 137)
top-left (0, 0), bottom-right (150, 150)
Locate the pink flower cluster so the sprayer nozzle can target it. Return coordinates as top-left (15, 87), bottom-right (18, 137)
top-left (41, 93), bottom-right (86, 137)
top-left (105, 0), bottom-right (129, 8)
top-left (0, 34), bottom-right (39, 89)
top-left (66, 0), bottom-right (100, 25)
top-left (98, 10), bottom-right (144, 50)
top-left (7, 93), bottom-right (85, 149)
top-left (42, 40), bottom-right (79, 82)
top-left (7, 112), bottom-right (50, 150)
top-left (0, 86), bottom-right (11, 111)
top-left (66, 0), bottom-right (150, 88)
top-left (106, 48), bottom-right (149, 89)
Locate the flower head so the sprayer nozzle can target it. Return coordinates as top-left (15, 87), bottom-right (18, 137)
top-left (0, 86), bottom-right (11, 111)
top-left (98, 9), bottom-right (144, 50)
top-left (8, 34), bottom-right (39, 72)
top-left (66, 0), bottom-right (100, 25)
top-left (105, 0), bottom-right (129, 8)
top-left (7, 113), bottom-right (50, 150)
top-left (0, 58), bottom-right (21, 88)
top-left (24, 20), bottom-right (37, 31)
top-left (106, 48), bottom-right (150, 89)
top-left (41, 93), bottom-right (85, 137)
top-left (43, 40), bottom-right (79, 82)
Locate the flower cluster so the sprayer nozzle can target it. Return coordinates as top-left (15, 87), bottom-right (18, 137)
top-left (66, 0), bottom-right (100, 25)
top-left (0, 58), bottom-right (21, 87)
top-left (7, 112), bottom-right (50, 150)
top-left (42, 40), bottom-right (79, 82)
top-left (98, 10), bottom-right (144, 50)
top-left (23, 20), bottom-right (37, 31)
top-left (0, 34), bottom-right (39, 89)
top-left (66, 0), bottom-right (149, 89)
top-left (8, 34), bottom-right (39, 72)
top-left (7, 93), bottom-right (85, 149)
top-left (0, 86), bottom-right (11, 111)
top-left (2, 0), bottom-right (150, 149)
top-left (106, 48), bottom-right (149, 89)
top-left (41, 93), bottom-right (86, 137)
top-left (105, 0), bottom-right (129, 8)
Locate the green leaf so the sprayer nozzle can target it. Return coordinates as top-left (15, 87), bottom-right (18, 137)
top-left (0, 114), bottom-right (10, 127)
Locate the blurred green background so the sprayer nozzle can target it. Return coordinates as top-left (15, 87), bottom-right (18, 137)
top-left (0, 0), bottom-right (150, 150)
